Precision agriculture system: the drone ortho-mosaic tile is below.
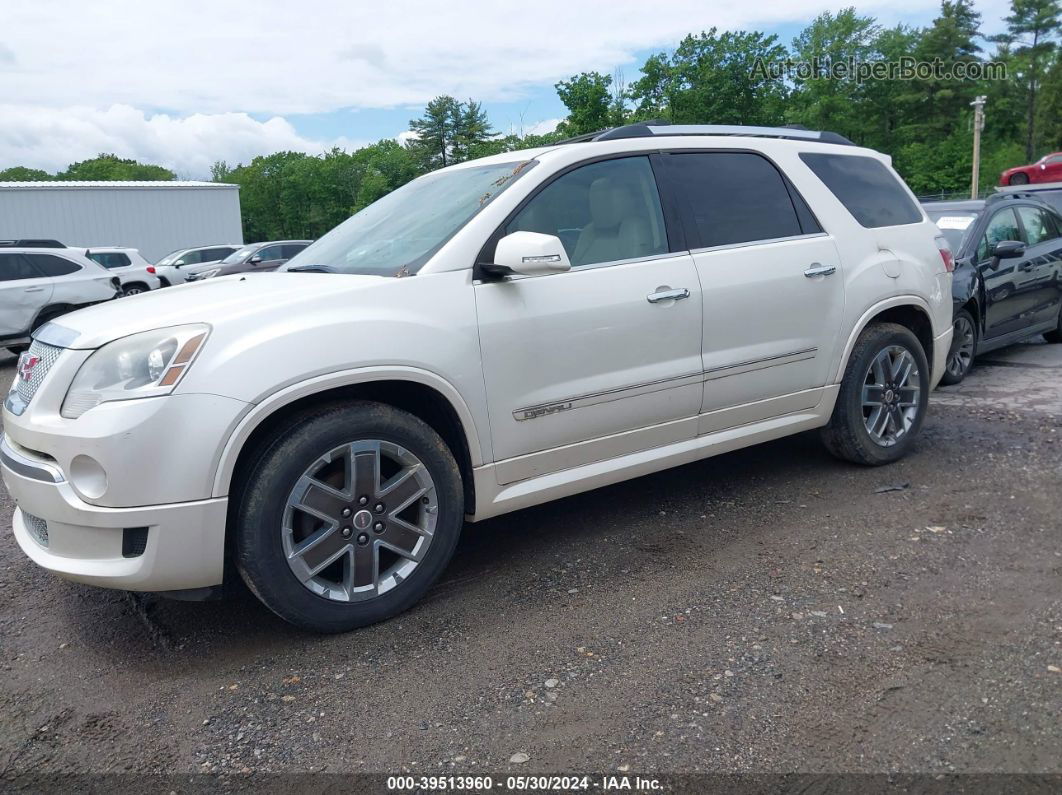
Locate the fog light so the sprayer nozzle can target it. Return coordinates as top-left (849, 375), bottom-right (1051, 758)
top-left (70, 455), bottom-right (108, 500)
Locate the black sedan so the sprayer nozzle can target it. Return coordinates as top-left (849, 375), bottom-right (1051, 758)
top-left (923, 194), bottom-right (1062, 384)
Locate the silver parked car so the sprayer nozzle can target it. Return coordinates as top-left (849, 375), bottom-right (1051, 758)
top-left (183, 240), bottom-right (312, 281)
top-left (154, 244), bottom-right (241, 287)
top-left (0, 248), bottom-right (120, 353)
top-left (77, 247), bottom-right (162, 296)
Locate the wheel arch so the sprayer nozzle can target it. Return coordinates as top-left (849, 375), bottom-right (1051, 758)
top-left (214, 368), bottom-right (483, 514)
top-left (835, 297), bottom-right (937, 383)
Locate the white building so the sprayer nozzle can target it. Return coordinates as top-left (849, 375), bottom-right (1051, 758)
top-left (0, 181), bottom-right (243, 263)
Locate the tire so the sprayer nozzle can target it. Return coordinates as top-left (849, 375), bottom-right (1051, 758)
top-left (1009, 172), bottom-right (1030, 185)
top-left (939, 309), bottom-right (978, 385)
top-left (234, 401), bottom-right (464, 633)
top-left (122, 284), bottom-right (147, 297)
top-left (1045, 305), bottom-right (1062, 343)
top-left (821, 322), bottom-right (930, 466)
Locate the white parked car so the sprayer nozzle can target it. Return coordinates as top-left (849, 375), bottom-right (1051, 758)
top-left (77, 247), bottom-right (161, 296)
top-left (0, 247), bottom-right (120, 354)
top-left (154, 244), bottom-right (241, 287)
top-left (1, 124), bottom-right (954, 633)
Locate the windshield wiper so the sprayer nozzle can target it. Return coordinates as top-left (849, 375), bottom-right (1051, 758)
top-left (286, 264), bottom-right (338, 273)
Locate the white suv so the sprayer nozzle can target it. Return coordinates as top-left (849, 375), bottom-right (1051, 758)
top-left (78, 247), bottom-right (162, 295)
top-left (1, 124), bottom-right (953, 632)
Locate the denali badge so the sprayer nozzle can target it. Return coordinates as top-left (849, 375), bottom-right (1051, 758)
top-left (17, 353), bottom-right (40, 383)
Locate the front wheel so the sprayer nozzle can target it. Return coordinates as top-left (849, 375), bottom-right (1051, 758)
top-left (821, 323), bottom-right (930, 466)
top-left (1009, 172), bottom-right (1030, 185)
top-left (940, 309), bottom-right (978, 385)
top-left (235, 401), bottom-right (464, 633)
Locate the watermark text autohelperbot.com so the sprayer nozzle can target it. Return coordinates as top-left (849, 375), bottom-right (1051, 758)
top-left (752, 56), bottom-right (1006, 84)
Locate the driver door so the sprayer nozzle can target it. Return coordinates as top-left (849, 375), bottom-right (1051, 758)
top-left (474, 155), bottom-right (703, 484)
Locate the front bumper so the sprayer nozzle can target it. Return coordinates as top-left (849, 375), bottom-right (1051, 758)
top-left (3, 454), bottom-right (227, 591)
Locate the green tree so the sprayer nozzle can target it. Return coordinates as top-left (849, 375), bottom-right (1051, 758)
top-left (555, 71), bottom-right (614, 135)
top-left (0, 166), bottom-right (52, 181)
top-left (57, 153), bottom-right (175, 181)
top-left (628, 29), bottom-right (789, 125)
top-left (407, 96), bottom-right (493, 169)
top-left (993, 0), bottom-right (1062, 158)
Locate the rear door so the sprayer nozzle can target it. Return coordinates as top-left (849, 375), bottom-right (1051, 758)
top-left (658, 150), bottom-right (845, 426)
top-left (0, 253), bottom-right (51, 336)
top-left (26, 253), bottom-right (113, 305)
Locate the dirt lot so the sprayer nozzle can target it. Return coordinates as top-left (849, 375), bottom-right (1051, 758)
top-left (0, 342), bottom-right (1060, 785)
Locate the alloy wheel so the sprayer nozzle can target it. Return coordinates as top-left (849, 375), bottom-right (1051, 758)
top-left (861, 345), bottom-right (922, 447)
top-left (123, 287), bottom-right (144, 296)
top-left (946, 315), bottom-right (976, 379)
top-left (282, 440), bottom-right (438, 602)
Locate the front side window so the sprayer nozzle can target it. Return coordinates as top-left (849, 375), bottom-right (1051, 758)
top-left (977, 208), bottom-right (1022, 262)
top-left (800, 153), bottom-right (922, 228)
top-left (1016, 206), bottom-right (1055, 246)
top-left (282, 243), bottom-right (308, 259)
top-left (283, 160), bottom-right (534, 276)
top-left (0, 253), bottom-right (41, 282)
top-left (666, 152), bottom-right (806, 248)
top-left (255, 245), bottom-right (285, 262)
top-left (26, 253), bottom-right (80, 277)
top-left (506, 156), bottom-right (667, 268)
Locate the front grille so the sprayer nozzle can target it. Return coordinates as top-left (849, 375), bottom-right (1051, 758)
top-left (23, 511), bottom-right (49, 547)
top-left (14, 339), bottom-right (63, 406)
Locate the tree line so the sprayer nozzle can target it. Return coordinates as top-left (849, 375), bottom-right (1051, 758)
top-left (4, 0), bottom-right (1062, 240)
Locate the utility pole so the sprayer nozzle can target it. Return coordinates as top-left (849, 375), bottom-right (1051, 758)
top-left (971, 96), bottom-right (987, 199)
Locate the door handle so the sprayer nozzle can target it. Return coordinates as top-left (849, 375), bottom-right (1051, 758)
top-left (1019, 262), bottom-right (1035, 272)
top-left (23, 287), bottom-right (45, 293)
top-left (646, 287), bottom-right (690, 304)
top-left (803, 263), bottom-right (837, 278)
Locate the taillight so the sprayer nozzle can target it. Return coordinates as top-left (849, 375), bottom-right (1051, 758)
top-left (146, 266), bottom-right (156, 273)
top-left (934, 235), bottom-right (955, 273)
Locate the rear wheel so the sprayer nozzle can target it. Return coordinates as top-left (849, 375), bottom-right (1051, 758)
top-left (235, 401), bottom-right (464, 633)
top-left (1009, 172), bottom-right (1030, 185)
top-left (821, 323), bottom-right (930, 466)
top-left (940, 309), bottom-right (978, 385)
top-left (122, 284), bottom-right (147, 296)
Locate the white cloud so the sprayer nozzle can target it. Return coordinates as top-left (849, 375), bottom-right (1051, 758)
top-left (0, 105), bottom-right (366, 178)
top-left (0, 0), bottom-right (1014, 116)
top-left (525, 119), bottom-right (564, 137)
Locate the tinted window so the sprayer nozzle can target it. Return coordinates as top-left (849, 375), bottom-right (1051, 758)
top-left (27, 253), bottom-right (81, 277)
top-left (204, 247), bottom-right (236, 260)
top-left (87, 252), bottom-right (131, 269)
top-left (506, 156), bottom-right (667, 267)
top-left (282, 243), bottom-right (308, 259)
top-left (800, 153), bottom-right (922, 228)
top-left (255, 245), bottom-right (285, 261)
top-left (666, 152), bottom-right (805, 248)
top-left (0, 253), bottom-right (41, 281)
top-left (1016, 206), bottom-right (1055, 246)
top-left (178, 250), bottom-right (203, 265)
top-left (977, 208), bottom-right (1021, 262)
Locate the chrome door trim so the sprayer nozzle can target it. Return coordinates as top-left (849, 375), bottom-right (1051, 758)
top-left (513, 371), bottom-right (704, 421)
top-left (688, 232), bottom-right (829, 256)
top-left (703, 347), bottom-right (818, 381)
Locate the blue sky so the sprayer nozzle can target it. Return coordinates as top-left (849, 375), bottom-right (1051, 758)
top-left (0, 1), bottom-right (1011, 176)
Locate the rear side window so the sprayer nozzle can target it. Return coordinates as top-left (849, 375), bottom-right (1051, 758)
top-left (204, 247), bottom-right (235, 260)
top-left (0, 253), bottom-right (42, 281)
top-left (800, 153), bottom-right (922, 228)
top-left (282, 243), bottom-right (308, 258)
top-left (88, 252), bottom-right (131, 269)
top-left (26, 254), bottom-right (81, 277)
top-left (665, 152), bottom-right (809, 249)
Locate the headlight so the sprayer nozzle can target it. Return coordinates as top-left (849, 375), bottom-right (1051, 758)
top-left (192, 268), bottom-right (221, 280)
top-left (61, 325), bottom-right (209, 419)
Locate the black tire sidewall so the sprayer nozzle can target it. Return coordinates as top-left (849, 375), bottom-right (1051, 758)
top-left (940, 309), bottom-right (977, 385)
top-left (235, 402), bottom-right (464, 633)
top-left (837, 324), bottom-right (931, 465)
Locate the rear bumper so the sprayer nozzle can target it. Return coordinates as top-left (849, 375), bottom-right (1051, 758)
top-left (931, 327), bottom-right (952, 389)
top-left (3, 459), bottom-right (227, 591)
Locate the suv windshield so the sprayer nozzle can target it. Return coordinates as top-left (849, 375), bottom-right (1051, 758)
top-left (283, 160), bottom-right (534, 276)
top-left (222, 245), bottom-right (258, 265)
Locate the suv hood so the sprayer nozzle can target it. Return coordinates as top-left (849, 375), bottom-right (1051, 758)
top-left (36, 273), bottom-right (387, 350)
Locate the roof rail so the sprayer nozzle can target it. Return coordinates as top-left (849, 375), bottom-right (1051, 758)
top-left (559, 121), bottom-right (855, 146)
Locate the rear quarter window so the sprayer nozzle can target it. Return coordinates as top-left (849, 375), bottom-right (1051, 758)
top-left (800, 153), bottom-right (922, 229)
top-left (26, 253), bottom-right (81, 277)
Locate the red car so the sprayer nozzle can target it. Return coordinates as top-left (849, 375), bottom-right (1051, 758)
top-left (999, 152), bottom-right (1062, 185)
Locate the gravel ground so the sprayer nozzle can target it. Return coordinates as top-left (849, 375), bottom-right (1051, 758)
top-left (0, 342), bottom-right (1060, 784)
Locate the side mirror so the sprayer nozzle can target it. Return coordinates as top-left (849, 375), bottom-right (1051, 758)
top-left (174, 259), bottom-right (186, 267)
top-left (249, 255), bottom-right (262, 264)
top-left (989, 240), bottom-right (1025, 270)
top-left (491, 231), bottom-right (571, 277)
